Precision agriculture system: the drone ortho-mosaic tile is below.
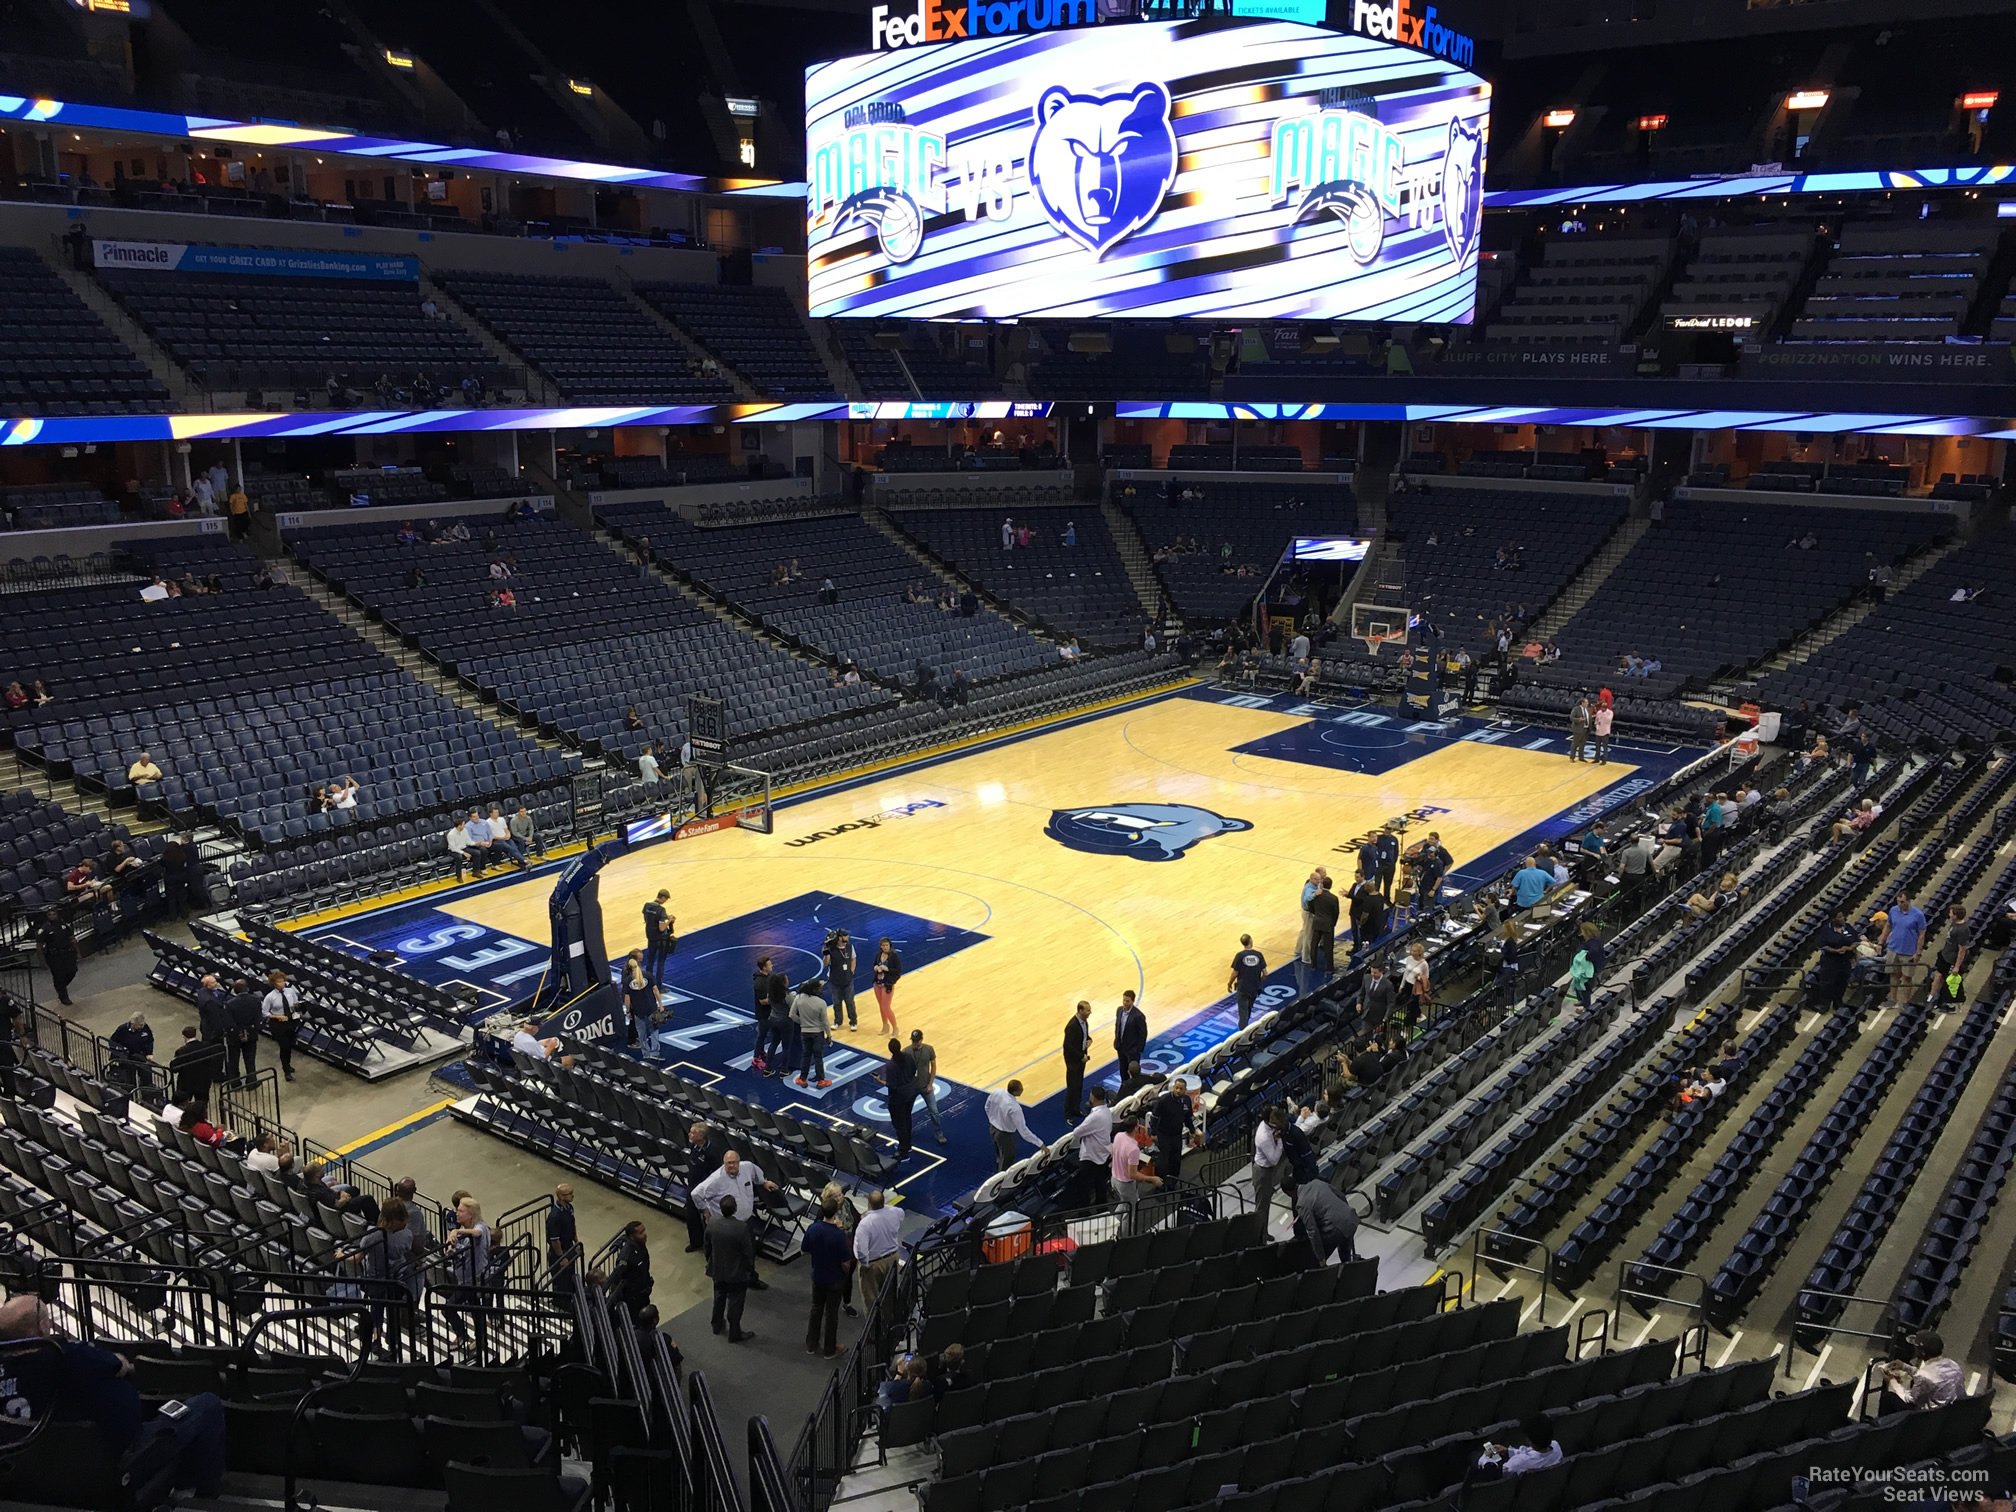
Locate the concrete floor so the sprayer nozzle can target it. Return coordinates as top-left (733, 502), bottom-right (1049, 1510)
top-left (38, 921), bottom-right (712, 1327)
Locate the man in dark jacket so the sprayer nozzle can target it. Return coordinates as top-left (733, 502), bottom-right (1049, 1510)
top-left (703, 1197), bottom-right (757, 1343)
top-left (1114, 991), bottom-right (1148, 1085)
top-left (0, 1294), bottom-right (225, 1496)
top-left (224, 978), bottom-right (262, 1082)
top-left (1291, 1177), bottom-right (1360, 1266)
top-left (1061, 1000), bottom-right (1092, 1120)
top-left (1150, 1078), bottom-right (1196, 1186)
top-left (169, 1027), bottom-right (221, 1112)
top-left (1308, 877), bottom-right (1343, 971)
top-left (1370, 830), bottom-right (1400, 903)
top-left (883, 1040), bottom-right (917, 1157)
top-left (194, 974), bottom-right (232, 1051)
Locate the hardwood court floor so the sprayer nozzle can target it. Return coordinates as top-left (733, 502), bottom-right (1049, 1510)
top-left (436, 691), bottom-right (1651, 1102)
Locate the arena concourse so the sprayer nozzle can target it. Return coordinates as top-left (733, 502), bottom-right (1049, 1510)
top-left (1, 0), bottom-right (2015, 1509)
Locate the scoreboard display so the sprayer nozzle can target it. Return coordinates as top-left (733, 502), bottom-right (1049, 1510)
top-left (806, 17), bottom-right (1489, 322)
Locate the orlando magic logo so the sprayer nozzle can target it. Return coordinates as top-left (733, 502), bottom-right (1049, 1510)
top-left (1441, 116), bottom-right (1483, 266)
top-left (835, 188), bottom-right (927, 264)
top-left (1046, 803), bottom-right (1252, 862)
top-left (1028, 83), bottom-right (1176, 258)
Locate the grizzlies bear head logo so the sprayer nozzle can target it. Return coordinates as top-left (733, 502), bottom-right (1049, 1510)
top-left (1028, 83), bottom-right (1177, 258)
top-left (1441, 116), bottom-right (1484, 267)
top-left (1046, 803), bottom-right (1252, 862)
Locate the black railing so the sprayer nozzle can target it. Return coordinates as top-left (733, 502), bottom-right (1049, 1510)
top-left (750, 1416), bottom-right (794, 1512)
top-left (691, 1372), bottom-right (745, 1512)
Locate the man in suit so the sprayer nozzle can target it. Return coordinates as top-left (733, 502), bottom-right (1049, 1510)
top-left (194, 974), bottom-right (231, 1054)
top-left (1114, 991), bottom-right (1148, 1089)
top-left (681, 1122), bottom-right (729, 1252)
top-left (225, 978), bottom-right (262, 1081)
top-left (1061, 1000), bottom-right (1092, 1120)
top-left (1150, 1078), bottom-right (1196, 1186)
top-left (703, 1194), bottom-right (757, 1343)
top-left (1308, 876), bottom-right (1343, 972)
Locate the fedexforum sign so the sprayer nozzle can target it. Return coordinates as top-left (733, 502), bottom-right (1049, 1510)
top-left (1349, 0), bottom-right (1475, 66)
top-left (872, 0), bottom-right (1095, 48)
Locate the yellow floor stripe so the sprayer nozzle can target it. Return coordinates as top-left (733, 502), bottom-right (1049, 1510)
top-left (282, 676), bottom-right (1201, 932)
top-left (332, 1097), bottom-right (456, 1156)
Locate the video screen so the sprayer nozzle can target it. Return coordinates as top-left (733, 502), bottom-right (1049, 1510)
top-left (806, 18), bottom-right (1489, 321)
top-left (1291, 536), bottom-right (1374, 562)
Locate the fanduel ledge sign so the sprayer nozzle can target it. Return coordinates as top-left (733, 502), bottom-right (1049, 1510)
top-left (1747, 344), bottom-right (2012, 380)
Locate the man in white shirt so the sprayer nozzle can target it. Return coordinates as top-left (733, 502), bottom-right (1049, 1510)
top-left (510, 1021), bottom-right (557, 1060)
top-left (331, 776), bottom-right (359, 811)
top-left (638, 744), bottom-right (662, 783)
top-left (446, 819), bottom-right (473, 879)
top-left (851, 1189), bottom-right (903, 1309)
top-left (1251, 1107), bottom-right (1284, 1223)
top-left (985, 1081), bottom-right (1041, 1172)
top-left (1069, 1086), bottom-right (1113, 1208)
top-left (691, 1151), bottom-right (779, 1288)
top-left (260, 971), bottom-right (300, 1082)
top-left (1288, 630), bottom-right (1311, 663)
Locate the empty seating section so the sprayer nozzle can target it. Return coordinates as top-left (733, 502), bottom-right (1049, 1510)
top-left (1391, 489), bottom-right (1626, 638)
top-left (0, 481), bottom-right (123, 531)
top-left (1752, 528), bottom-right (2016, 746)
top-left (1795, 991), bottom-right (2008, 1332)
top-left (1027, 331), bottom-right (1210, 399)
top-left (635, 284), bottom-right (834, 399)
top-left (1661, 227), bottom-right (1815, 329)
top-left (1537, 500), bottom-right (1948, 693)
top-left (835, 326), bottom-right (1003, 398)
top-left (893, 507), bottom-right (1143, 645)
top-left (1788, 224), bottom-right (1999, 342)
top-left (287, 514), bottom-right (890, 764)
top-left (431, 270), bottom-right (735, 405)
top-left (1485, 235), bottom-right (1671, 345)
top-left (97, 267), bottom-right (498, 394)
top-left (0, 246), bottom-right (166, 416)
top-left (1121, 481), bottom-right (1356, 623)
top-left (596, 503), bottom-right (1055, 687)
top-left (0, 538), bottom-right (575, 848)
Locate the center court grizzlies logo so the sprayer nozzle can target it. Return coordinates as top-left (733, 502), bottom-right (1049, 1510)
top-left (1047, 803), bottom-right (1252, 861)
top-left (1441, 116), bottom-right (1483, 266)
top-left (1028, 83), bottom-right (1177, 258)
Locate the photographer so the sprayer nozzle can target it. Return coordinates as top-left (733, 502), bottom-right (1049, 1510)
top-left (822, 928), bottom-right (858, 1030)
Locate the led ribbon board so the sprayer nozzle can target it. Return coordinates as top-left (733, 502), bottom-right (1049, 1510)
top-left (805, 18), bottom-right (1490, 321)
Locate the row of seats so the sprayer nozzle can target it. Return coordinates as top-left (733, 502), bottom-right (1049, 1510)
top-left (1797, 990), bottom-right (2008, 1331)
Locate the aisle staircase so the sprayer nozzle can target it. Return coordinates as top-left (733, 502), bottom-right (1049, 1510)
top-left (1101, 497), bottom-right (1174, 629)
top-left (1747, 535), bottom-right (1969, 677)
top-left (1525, 515), bottom-right (1651, 640)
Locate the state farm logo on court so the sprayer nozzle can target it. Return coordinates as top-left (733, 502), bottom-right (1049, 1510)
top-left (1046, 803), bottom-right (1251, 862)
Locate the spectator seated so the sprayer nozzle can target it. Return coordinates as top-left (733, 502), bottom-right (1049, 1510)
top-left (892, 506), bottom-right (1144, 646)
top-left (635, 284), bottom-right (834, 400)
top-left (97, 265), bottom-right (500, 398)
top-left (1120, 481), bottom-right (1358, 623)
top-left (1532, 500), bottom-right (1950, 695)
top-left (287, 513), bottom-right (891, 767)
top-left (595, 503), bottom-right (1056, 689)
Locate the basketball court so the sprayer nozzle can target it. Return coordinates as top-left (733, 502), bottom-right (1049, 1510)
top-left (297, 684), bottom-right (1704, 1211)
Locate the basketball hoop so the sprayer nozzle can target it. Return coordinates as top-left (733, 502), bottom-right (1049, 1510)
top-left (1349, 601), bottom-right (1412, 659)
